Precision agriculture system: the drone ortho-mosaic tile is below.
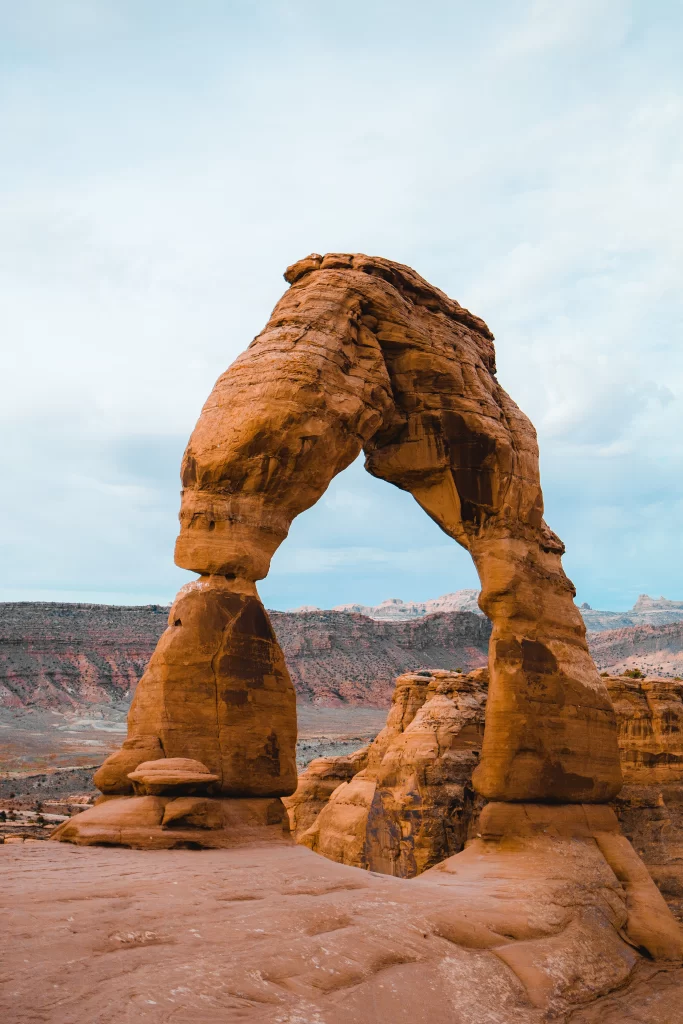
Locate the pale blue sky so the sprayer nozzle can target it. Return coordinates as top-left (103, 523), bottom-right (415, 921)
top-left (1, 1), bottom-right (682, 611)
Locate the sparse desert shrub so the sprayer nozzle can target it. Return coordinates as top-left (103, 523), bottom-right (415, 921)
top-left (622, 668), bottom-right (645, 679)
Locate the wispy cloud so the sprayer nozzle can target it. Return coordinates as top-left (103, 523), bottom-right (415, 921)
top-left (1, 1), bottom-right (682, 610)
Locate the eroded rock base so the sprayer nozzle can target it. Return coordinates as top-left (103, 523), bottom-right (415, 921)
top-left (50, 795), bottom-right (290, 850)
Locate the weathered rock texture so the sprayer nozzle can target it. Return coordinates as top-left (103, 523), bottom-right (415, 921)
top-left (297, 669), bottom-right (487, 874)
top-left (5, 600), bottom-right (682, 717)
top-left (271, 608), bottom-right (490, 705)
top-left (0, 601), bottom-right (168, 710)
top-left (292, 670), bottom-right (683, 925)
top-left (93, 576), bottom-right (297, 799)
top-left (609, 675), bottom-right (683, 922)
top-left (170, 252), bottom-right (620, 803)
top-left (0, 602), bottom-right (490, 711)
top-left (591, 621), bottom-right (683, 679)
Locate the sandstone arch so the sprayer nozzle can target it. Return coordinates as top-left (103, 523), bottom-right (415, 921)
top-left (93, 253), bottom-right (621, 806)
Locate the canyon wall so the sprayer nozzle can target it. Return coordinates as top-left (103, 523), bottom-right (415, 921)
top-left (0, 603), bottom-right (490, 710)
top-left (3, 601), bottom-right (682, 712)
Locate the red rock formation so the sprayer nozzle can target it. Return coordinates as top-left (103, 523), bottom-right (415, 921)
top-left (93, 577), bottom-right (297, 799)
top-left (0, 601), bottom-right (168, 710)
top-left (0, 602), bottom-right (489, 711)
top-left (56, 251), bottom-right (624, 848)
top-left (36, 251), bottom-right (683, 1007)
top-left (171, 252), bottom-right (620, 804)
top-left (292, 669), bottom-right (683, 929)
top-left (297, 669), bottom-right (486, 873)
top-left (7, 599), bottom-right (683, 717)
top-left (272, 608), bottom-right (489, 705)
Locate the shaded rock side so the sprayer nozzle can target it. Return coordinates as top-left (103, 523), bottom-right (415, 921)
top-left (298, 669), bottom-right (487, 873)
top-left (93, 576), bottom-right (297, 799)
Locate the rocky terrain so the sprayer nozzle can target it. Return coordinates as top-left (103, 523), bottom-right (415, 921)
top-left (294, 591), bottom-right (683, 630)
top-left (4, 841), bottom-right (682, 1024)
top-left (0, 601), bottom-right (169, 710)
top-left (4, 253), bottom-right (683, 1021)
top-left (287, 669), bottom-right (683, 923)
top-left (298, 589), bottom-right (483, 619)
top-left (590, 621), bottom-right (683, 678)
top-left (581, 594), bottom-right (683, 632)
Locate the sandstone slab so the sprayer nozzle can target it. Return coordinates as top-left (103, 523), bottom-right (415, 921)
top-left (4, 839), bottom-right (683, 1022)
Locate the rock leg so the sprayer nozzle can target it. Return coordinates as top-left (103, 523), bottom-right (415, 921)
top-left (94, 576), bottom-right (297, 798)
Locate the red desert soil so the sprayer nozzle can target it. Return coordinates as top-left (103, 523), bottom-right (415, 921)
top-left (2, 840), bottom-right (682, 1024)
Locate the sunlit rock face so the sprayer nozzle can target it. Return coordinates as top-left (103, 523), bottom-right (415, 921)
top-left (297, 669), bottom-right (487, 875)
top-left (291, 669), bottom-right (683, 926)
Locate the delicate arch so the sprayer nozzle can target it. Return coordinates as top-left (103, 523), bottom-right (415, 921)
top-left (96, 253), bottom-right (621, 804)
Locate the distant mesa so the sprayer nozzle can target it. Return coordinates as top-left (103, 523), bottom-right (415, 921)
top-left (286, 590), bottom-right (683, 632)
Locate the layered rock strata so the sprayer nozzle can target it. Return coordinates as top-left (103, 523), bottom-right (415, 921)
top-left (295, 669), bottom-right (486, 873)
top-left (93, 576), bottom-right (297, 799)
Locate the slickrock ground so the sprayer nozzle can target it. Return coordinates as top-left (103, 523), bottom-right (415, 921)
top-left (2, 840), bottom-right (682, 1024)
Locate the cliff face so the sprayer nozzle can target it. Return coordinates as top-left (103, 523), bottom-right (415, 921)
top-left (3, 601), bottom-right (683, 713)
top-left (590, 621), bottom-right (683, 678)
top-left (0, 603), bottom-right (490, 710)
top-left (269, 609), bottom-right (490, 706)
top-left (0, 602), bottom-right (169, 709)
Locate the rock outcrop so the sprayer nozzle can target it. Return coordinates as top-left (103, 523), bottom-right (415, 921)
top-left (0, 602), bottom-right (490, 711)
top-left (609, 675), bottom-right (683, 921)
top-left (331, 590), bottom-right (483, 620)
top-left (298, 669), bottom-right (487, 874)
top-left (57, 251), bottom-right (620, 840)
top-left (0, 601), bottom-right (168, 710)
top-left (93, 576), bottom-right (297, 800)
top-left (292, 669), bottom-right (683, 925)
top-left (5, 599), bottom-right (683, 717)
top-left (590, 621), bottom-right (683, 678)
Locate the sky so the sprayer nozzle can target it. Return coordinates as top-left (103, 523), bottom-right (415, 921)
top-left (1, 0), bottom-right (682, 612)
